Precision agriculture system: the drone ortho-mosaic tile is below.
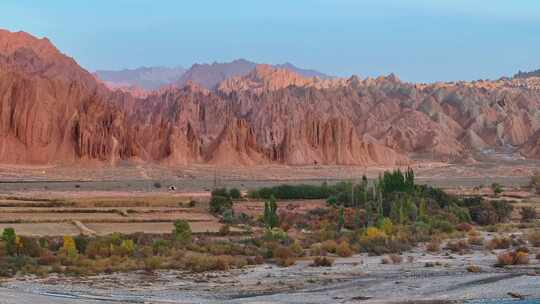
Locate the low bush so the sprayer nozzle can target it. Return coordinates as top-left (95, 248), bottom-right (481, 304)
top-left (310, 256), bottom-right (334, 267)
top-left (321, 240), bottom-right (338, 254)
top-left (336, 241), bottom-right (353, 257)
top-left (310, 243), bottom-right (324, 256)
top-left (143, 256), bottom-right (163, 272)
top-left (426, 241), bottom-right (441, 253)
top-left (229, 188), bottom-right (241, 199)
top-left (209, 195), bottom-right (233, 214)
top-left (496, 251), bottom-right (529, 266)
top-left (211, 188), bottom-right (230, 198)
top-left (219, 224), bottom-right (230, 236)
top-left (446, 240), bottom-right (470, 253)
top-left (486, 237), bottom-right (511, 250)
top-left (520, 207), bottom-right (537, 222)
top-left (289, 241), bottom-right (304, 257)
top-left (529, 231), bottom-right (540, 247)
top-left (456, 223), bottom-right (473, 232)
top-left (173, 220), bottom-right (192, 245)
top-left (467, 235), bottom-right (484, 246)
top-left (389, 254), bottom-right (403, 264)
top-left (467, 265), bottom-right (481, 273)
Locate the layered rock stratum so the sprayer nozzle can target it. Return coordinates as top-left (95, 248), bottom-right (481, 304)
top-left (1, 30), bottom-right (540, 166)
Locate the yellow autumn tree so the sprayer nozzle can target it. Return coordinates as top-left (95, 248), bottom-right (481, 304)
top-left (62, 235), bottom-right (78, 258)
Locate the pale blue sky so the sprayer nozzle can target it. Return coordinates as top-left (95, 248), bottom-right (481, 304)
top-left (1, 0), bottom-right (539, 82)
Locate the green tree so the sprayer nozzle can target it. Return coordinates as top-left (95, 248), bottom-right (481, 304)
top-left (263, 196), bottom-right (279, 229)
top-left (229, 188), bottom-right (241, 199)
top-left (2, 228), bottom-right (17, 256)
top-left (337, 207), bottom-right (345, 232)
top-left (173, 220), bottom-right (192, 245)
top-left (209, 195), bottom-right (233, 214)
top-left (491, 183), bottom-right (503, 196)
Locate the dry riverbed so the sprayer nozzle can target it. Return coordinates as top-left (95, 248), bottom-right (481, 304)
top-left (1, 246), bottom-right (539, 304)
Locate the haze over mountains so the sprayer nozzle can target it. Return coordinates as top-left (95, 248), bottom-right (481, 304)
top-left (94, 66), bottom-right (187, 90)
top-left (94, 59), bottom-right (331, 91)
top-left (1, 29), bottom-right (540, 166)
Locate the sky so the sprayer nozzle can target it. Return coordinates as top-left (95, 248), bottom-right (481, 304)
top-left (0, 0), bottom-right (539, 83)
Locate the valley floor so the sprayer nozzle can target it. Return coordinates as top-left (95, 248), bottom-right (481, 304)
top-left (1, 243), bottom-right (539, 304)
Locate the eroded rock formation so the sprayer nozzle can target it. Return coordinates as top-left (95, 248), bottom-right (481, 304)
top-left (1, 29), bottom-right (540, 166)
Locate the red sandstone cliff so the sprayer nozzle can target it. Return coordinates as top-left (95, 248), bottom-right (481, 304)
top-left (1, 30), bottom-right (540, 166)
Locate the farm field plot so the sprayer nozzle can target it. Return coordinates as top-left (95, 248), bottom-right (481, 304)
top-left (85, 221), bottom-right (225, 235)
top-left (0, 223), bottom-right (80, 236)
top-left (0, 194), bottom-right (223, 236)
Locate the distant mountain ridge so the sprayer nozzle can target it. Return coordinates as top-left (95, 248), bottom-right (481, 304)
top-left (94, 66), bottom-right (186, 90)
top-left (514, 69), bottom-right (540, 79)
top-left (96, 59), bottom-right (332, 91)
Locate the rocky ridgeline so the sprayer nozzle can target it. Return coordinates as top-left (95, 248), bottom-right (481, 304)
top-left (1, 29), bottom-right (540, 165)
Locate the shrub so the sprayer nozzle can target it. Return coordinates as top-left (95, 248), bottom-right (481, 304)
top-left (336, 241), bottom-right (353, 257)
top-left (290, 241), bottom-right (304, 257)
top-left (153, 182), bottom-right (162, 189)
top-left (468, 235), bottom-right (484, 246)
top-left (432, 219), bottom-right (454, 233)
top-left (491, 200), bottom-right (513, 222)
top-left (467, 265), bottom-right (481, 273)
top-left (209, 195), bottom-right (233, 214)
top-left (144, 256), bottom-right (162, 272)
top-left (276, 257), bottom-right (296, 267)
top-left (470, 200), bottom-right (512, 225)
top-left (530, 173), bottom-right (540, 194)
top-left (61, 236), bottom-right (78, 258)
top-left (446, 240), bottom-right (470, 253)
top-left (310, 256), bottom-right (333, 267)
top-left (456, 223), bottom-right (473, 232)
top-left (274, 245), bottom-right (296, 267)
top-left (263, 196), bottom-right (279, 229)
top-left (74, 235), bottom-right (89, 254)
top-left (388, 254), bottom-right (403, 264)
top-left (219, 224), bottom-right (230, 236)
top-left (212, 188), bottom-right (230, 198)
top-left (37, 252), bottom-right (58, 266)
top-left (173, 220), bottom-right (192, 245)
top-left (377, 217), bottom-right (394, 235)
top-left (520, 207), bottom-right (537, 222)
top-left (2, 228), bottom-right (17, 256)
top-left (486, 237), bottom-right (511, 250)
top-left (491, 183), bottom-right (503, 196)
top-left (263, 228), bottom-right (288, 242)
top-left (19, 237), bottom-right (41, 257)
top-left (450, 205), bottom-right (472, 223)
top-left (120, 239), bottom-right (135, 256)
top-left (381, 256), bottom-right (391, 264)
top-left (152, 239), bottom-right (170, 256)
top-left (496, 251), bottom-right (529, 266)
top-left (321, 240), bottom-right (338, 254)
top-left (260, 184), bottom-right (330, 200)
top-left (426, 241), bottom-right (441, 253)
top-left (529, 231), bottom-right (540, 247)
top-left (310, 243), bottom-right (323, 256)
top-left (363, 227), bottom-right (387, 240)
top-left (326, 196), bottom-right (338, 206)
top-left (229, 188), bottom-right (241, 199)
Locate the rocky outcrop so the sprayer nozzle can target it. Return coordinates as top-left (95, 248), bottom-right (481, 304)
top-left (1, 30), bottom-right (540, 166)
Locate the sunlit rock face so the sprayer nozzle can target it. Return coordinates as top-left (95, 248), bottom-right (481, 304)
top-left (1, 29), bottom-right (540, 166)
